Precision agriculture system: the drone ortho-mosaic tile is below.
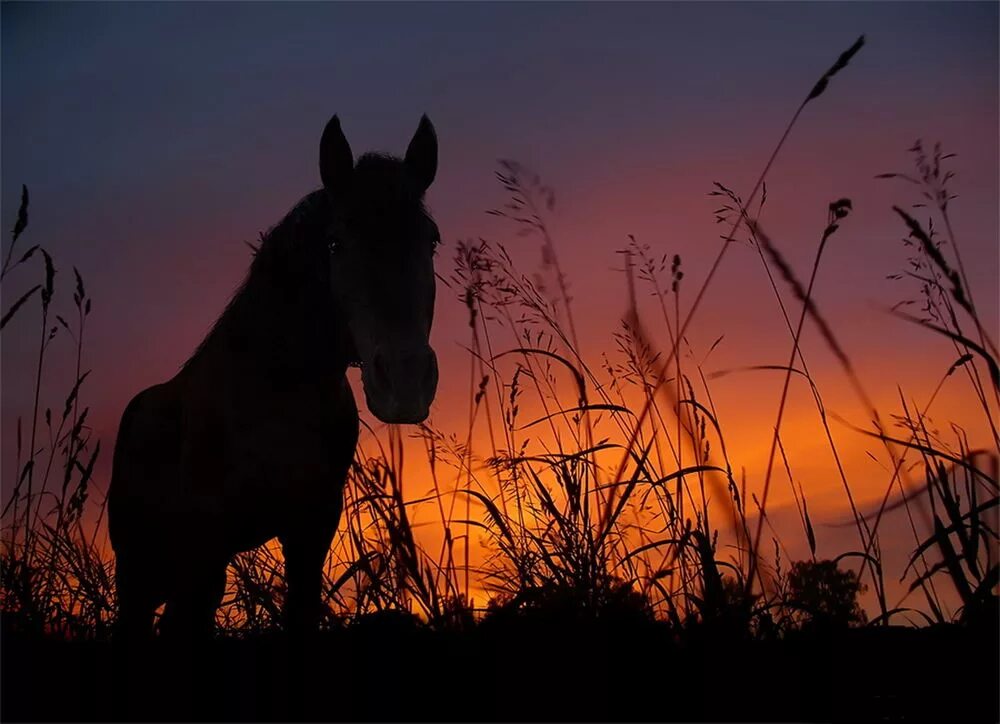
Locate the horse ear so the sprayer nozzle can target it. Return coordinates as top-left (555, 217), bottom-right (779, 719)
top-left (405, 115), bottom-right (437, 193)
top-left (320, 115), bottom-right (354, 192)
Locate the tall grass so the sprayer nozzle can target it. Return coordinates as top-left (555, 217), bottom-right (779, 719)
top-left (2, 36), bottom-right (995, 640)
top-left (1, 187), bottom-right (112, 639)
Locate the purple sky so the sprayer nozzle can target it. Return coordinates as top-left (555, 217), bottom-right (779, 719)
top-left (2, 1), bottom-right (997, 616)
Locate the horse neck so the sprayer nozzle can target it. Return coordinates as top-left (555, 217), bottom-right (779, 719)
top-left (184, 191), bottom-right (353, 382)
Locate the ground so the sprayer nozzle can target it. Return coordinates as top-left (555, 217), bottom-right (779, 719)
top-left (2, 617), bottom-right (997, 722)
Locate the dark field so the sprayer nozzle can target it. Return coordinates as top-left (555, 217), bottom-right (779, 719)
top-left (3, 618), bottom-right (998, 722)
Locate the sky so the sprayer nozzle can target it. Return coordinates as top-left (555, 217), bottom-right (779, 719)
top-left (2, 2), bottom-right (997, 617)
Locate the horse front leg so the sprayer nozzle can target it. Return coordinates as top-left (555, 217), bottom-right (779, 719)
top-left (279, 519), bottom-right (337, 637)
top-left (278, 512), bottom-right (337, 721)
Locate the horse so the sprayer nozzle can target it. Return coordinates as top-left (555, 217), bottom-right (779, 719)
top-left (107, 115), bottom-right (440, 639)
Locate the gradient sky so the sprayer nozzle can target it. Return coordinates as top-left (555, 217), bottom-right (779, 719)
top-left (2, 2), bottom-right (997, 616)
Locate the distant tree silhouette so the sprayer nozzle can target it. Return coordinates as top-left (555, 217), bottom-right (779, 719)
top-left (786, 559), bottom-right (867, 631)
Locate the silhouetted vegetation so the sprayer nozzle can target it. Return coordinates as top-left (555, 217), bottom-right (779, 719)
top-left (784, 559), bottom-right (867, 630)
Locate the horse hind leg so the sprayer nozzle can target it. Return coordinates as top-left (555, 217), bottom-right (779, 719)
top-left (149, 557), bottom-right (228, 720)
top-left (114, 553), bottom-right (163, 643)
top-left (111, 553), bottom-right (168, 721)
top-left (158, 558), bottom-right (227, 641)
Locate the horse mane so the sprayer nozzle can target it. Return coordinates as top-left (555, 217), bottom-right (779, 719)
top-left (349, 153), bottom-right (424, 211)
top-left (179, 151), bottom-right (424, 373)
top-left (180, 189), bottom-right (331, 372)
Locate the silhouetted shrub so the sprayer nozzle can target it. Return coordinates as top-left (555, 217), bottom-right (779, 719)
top-left (785, 559), bottom-right (867, 631)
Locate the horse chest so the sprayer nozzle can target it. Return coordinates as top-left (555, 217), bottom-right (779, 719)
top-left (180, 377), bottom-right (357, 518)
top-left (231, 391), bottom-right (331, 459)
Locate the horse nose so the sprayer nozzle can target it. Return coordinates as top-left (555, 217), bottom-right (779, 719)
top-left (371, 352), bottom-right (393, 391)
top-left (371, 348), bottom-right (437, 393)
top-left (365, 347), bottom-right (437, 423)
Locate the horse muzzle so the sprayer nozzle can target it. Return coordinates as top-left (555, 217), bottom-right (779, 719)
top-left (361, 345), bottom-right (438, 424)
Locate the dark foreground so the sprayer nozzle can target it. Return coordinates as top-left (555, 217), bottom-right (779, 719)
top-left (3, 618), bottom-right (998, 722)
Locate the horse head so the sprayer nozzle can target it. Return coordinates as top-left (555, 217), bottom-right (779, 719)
top-left (319, 115), bottom-right (439, 424)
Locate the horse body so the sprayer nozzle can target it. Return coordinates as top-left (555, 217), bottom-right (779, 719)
top-left (108, 117), bottom-right (439, 638)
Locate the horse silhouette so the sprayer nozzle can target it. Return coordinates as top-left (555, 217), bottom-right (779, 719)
top-left (108, 115), bottom-right (440, 639)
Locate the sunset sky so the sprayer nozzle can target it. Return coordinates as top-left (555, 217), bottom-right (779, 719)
top-left (2, 2), bottom-right (997, 616)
